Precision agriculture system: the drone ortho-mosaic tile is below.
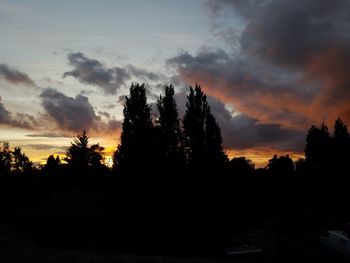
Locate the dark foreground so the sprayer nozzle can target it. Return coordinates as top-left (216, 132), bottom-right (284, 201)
top-left (1, 173), bottom-right (350, 263)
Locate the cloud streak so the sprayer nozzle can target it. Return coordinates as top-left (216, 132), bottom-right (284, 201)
top-left (0, 64), bottom-right (36, 87)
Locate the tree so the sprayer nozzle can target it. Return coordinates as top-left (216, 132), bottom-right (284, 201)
top-left (267, 154), bottom-right (295, 177)
top-left (0, 142), bottom-right (12, 175)
top-left (183, 85), bottom-right (208, 167)
top-left (65, 130), bottom-right (105, 172)
top-left (183, 84), bottom-right (227, 169)
top-left (205, 106), bottom-right (228, 166)
top-left (44, 155), bottom-right (61, 175)
top-left (333, 118), bottom-right (350, 173)
top-left (304, 123), bottom-right (330, 173)
top-left (229, 157), bottom-right (255, 176)
top-left (12, 147), bottom-right (33, 174)
top-left (157, 85), bottom-right (184, 168)
top-left (114, 83), bottom-right (153, 172)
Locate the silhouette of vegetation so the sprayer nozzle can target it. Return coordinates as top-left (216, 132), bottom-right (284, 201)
top-left (2, 82), bottom-right (350, 261)
top-left (229, 156), bottom-right (255, 176)
top-left (65, 130), bottom-right (105, 173)
top-left (305, 122), bottom-right (331, 173)
top-left (182, 84), bottom-right (227, 170)
top-left (156, 85), bottom-right (185, 169)
top-left (266, 154), bottom-right (295, 177)
top-left (205, 105), bottom-right (228, 167)
top-left (0, 142), bottom-right (11, 175)
top-left (113, 83), bottom-right (153, 174)
top-left (11, 147), bottom-right (33, 174)
top-left (43, 154), bottom-right (61, 176)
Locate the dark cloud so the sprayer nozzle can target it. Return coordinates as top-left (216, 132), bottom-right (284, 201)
top-left (0, 64), bottom-right (36, 87)
top-left (168, 0), bottom-right (350, 142)
top-left (39, 87), bottom-right (121, 133)
top-left (172, 91), bottom-right (304, 152)
top-left (40, 87), bottom-right (98, 132)
top-left (63, 52), bottom-right (162, 95)
top-left (63, 52), bottom-right (130, 94)
top-left (0, 99), bottom-right (38, 129)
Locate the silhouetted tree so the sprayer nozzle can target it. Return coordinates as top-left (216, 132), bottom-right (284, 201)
top-left (44, 155), bottom-right (61, 175)
top-left (333, 117), bottom-right (350, 174)
top-left (65, 130), bottom-right (105, 173)
top-left (205, 106), bottom-right (228, 167)
top-left (157, 85), bottom-right (185, 169)
top-left (12, 147), bottom-right (33, 174)
top-left (305, 123), bottom-right (330, 173)
top-left (114, 83), bottom-right (153, 173)
top-left (183, 85), bottom-right (208, 167)
top-left (267, 154), bottom-right (295, 177)
top-left (0, 142), bottom-right (11, 175)
top-left (183, 84), bottom-right (227, 169)
top-left (229, 157), bottom-right (255, 176)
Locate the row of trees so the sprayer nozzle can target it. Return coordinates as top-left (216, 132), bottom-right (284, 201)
top-left (304, 119), bottom-right (350, 175)
top-left (114, 83), bottom-right (227, 174)
top-left (0, 143), bottom-right (33, 175)
top-left (1, 83), bottom-right (349, 178)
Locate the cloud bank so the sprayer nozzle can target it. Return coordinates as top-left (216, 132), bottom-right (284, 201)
top-left (169, 0), bottom-right (350, 135)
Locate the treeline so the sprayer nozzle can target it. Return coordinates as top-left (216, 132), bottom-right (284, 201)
top-left (1, 83), bottom-right (350, 179)
top-left (1, 83), bottom-right (350, 257)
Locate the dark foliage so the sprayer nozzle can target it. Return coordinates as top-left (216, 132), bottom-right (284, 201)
top-left (267, 154), bottom-right (295, 177)
top-left (2, 82), bottom-right (350, 262)
top-left (229, 156), bottom-right (255, 176)
top-left (183, 84), bottom-right (227, 170)
top-left (113, 83), bottom-right (153, 174)
top-left (156, 85), bottom-right (185, 169)
top-left (65, 130), bottom-right (105, 173)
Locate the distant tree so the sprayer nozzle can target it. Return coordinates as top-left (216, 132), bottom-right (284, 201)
top-left (229, 157), bottom-right (255, 176)
top-left (205, 106), bottom-right (228, 166)
top-left (65, 130), bottom-right (105, 172)
top-left (44, 155), bottom-right (61, 175)
top-left (0, 142), bottom-right (11, 175)
top-left (113, 83), bottom-right (153, 172)
top-left (12, 147), bottom-right (33, 174)
top-left (157, 85), bottom-right (184, 168)
top-left (267, 154), bottom-right (295, 177)
top-left (89, 144), bottom-right (105, 169)
top-left (304, 123), bottom-right (330, 173)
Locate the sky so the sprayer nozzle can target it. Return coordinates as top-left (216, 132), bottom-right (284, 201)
top-left (1, 0), bottom-right (350, 167)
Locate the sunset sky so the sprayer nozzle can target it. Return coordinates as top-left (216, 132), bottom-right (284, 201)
top-left (1, 0), bottom-right (350, 167)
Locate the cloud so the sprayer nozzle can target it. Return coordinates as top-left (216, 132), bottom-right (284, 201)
top-left (26, 132), bottom-right (69, 138)
top-left (39, 87), bottom-right (121, 133)
top-left (168, 0), bottom-right (350, 137)
top-left (0, 99), bottom-right (39, 129)
top-left (22, 144), bottom-right (67, 151)
top-left (63, 52), bottom-right (162, 95)
top-left (172, 91), bottom-right (304, 152)
top-left (0, 64), bottom-right (36, 87)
